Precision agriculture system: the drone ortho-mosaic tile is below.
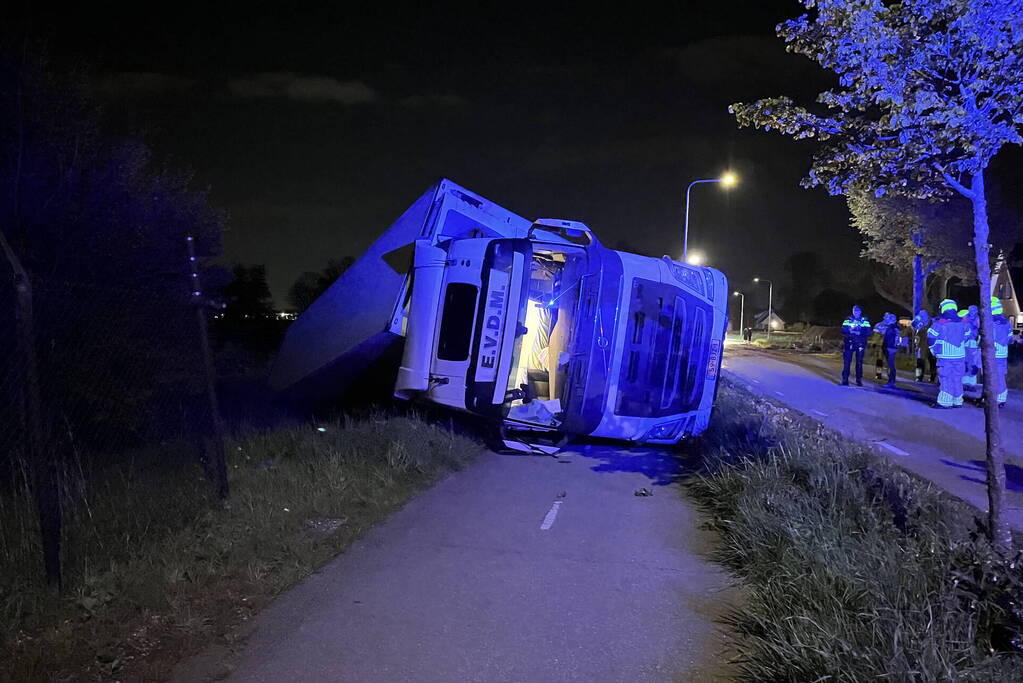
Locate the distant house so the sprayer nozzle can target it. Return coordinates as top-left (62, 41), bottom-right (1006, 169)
top-left (753, 310), bottom-right (786, 331)
top-left (992, 249), bottom-right (1023, 330)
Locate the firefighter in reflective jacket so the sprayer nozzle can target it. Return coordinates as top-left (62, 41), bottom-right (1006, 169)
top-left (928, 298), bottom-right (970, 408)
top-left (992, 297), bottom-right (1011, 407)
top-left (960, 305), bottom-right (981, 397)
top-left (841, 305), bottom-right (871, 386)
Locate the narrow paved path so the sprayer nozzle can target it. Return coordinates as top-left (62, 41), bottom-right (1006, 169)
top-left (223, 445), bottom-right (736, 682)
top-left (723, 342), bottom-right (1023, 530)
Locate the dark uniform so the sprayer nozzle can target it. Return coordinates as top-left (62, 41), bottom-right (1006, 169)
top-left (874, 316), bottom-right (902, 387)
top-left (841, 312), bottom-right (872, 385)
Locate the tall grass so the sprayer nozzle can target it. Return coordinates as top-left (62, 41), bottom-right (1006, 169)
top-left (0, 413), bottom-right (482, 680)
top-left (692, 380), bottom-right (1023, 681)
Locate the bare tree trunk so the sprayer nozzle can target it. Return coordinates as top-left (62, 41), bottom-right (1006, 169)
top-left (0, 227), bottom-right (61, 587)
top-left (970, 170), bottom-right (1010, 549)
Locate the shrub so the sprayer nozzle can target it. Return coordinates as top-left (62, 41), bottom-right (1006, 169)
top-left (692, 381), bottom-right (1023, 680)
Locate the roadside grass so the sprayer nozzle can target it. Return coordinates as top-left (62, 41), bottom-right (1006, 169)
top-left (0, 413), bottom-right (483, 681)
top-left (692, 380), bottom-right (1023, 681)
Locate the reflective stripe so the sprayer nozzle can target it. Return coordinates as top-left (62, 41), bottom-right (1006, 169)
top-left (996, 343), bottom-right (1009, 359)
top-left (937, 390), bottom-right (955, 407)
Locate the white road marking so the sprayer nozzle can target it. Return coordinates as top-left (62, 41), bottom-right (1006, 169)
top-left (540, 501), bottom-right (562, 530)
top-left (774, 391), bottom-right (785, 397)
top-left (876, 441), bottom-right (909, 457)
top-left (811, 409), bottom-right (829, 418)
top-left (749, 378), bottom-right (761, 384)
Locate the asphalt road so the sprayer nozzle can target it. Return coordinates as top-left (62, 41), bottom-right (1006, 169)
top-left (221, 445), bottom-right (736, 682)
top-left (723, 341), bottom-right (1023, 530)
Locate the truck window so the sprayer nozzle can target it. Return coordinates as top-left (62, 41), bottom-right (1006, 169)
top-left (437, 283), bottom-right (478, 361)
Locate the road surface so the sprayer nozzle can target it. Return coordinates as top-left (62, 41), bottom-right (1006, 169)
top-left (214, 446), bottom-right (736, 682)
top-left (723, 341), bottom-right (1023, 530)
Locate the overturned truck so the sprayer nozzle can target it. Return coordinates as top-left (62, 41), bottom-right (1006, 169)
top-left (270, 179), bottom-right (727, 453)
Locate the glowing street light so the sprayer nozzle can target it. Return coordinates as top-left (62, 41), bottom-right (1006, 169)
top-left (733, 291), bottom-right (745, 340)
top-left (686, 251), bottom-right (705, 266)
top-left (683, 172), bottom-right (738, 262)
top-left (753, 277), bottom-right (774, 343)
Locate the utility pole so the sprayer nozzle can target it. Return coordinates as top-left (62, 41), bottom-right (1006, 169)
top-left (187, 235), bottom-right (228, 500)
top-left (733, 291), bottom-right (745, 341)
top-left (754, 277), bottom-right (774, 343)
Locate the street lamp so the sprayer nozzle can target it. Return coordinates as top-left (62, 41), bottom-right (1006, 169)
top-left (686, 251), bottom-right (705, 266)
top-left (683, 172), bottom-right (738, 263)
top-left (753, 277), bottom-right (774, 343)
top-left (732, 291), bottom-right (745, 341)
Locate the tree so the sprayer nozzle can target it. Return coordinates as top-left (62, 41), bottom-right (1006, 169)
top-left (215, 264), bottom-right (283, 356)
top-left (730, 0), bottom-right (1023, 548)
top-left (848, 189), bottom-right (975, 313)
top-left (287, 256), bottom-right (354, 315)
top-left (1, 43), bottom-right (226, 583)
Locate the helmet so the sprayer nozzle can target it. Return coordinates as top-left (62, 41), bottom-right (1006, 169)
top-left (992, 296), bottom-right (1004, 315)
top-left (958, 309), bottom-right (968, 318)
top-left (939, 299), bottom-right (958, 315)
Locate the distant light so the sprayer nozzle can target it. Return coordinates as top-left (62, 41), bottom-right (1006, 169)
top-left (733, 291), bottom-right (740, 296)
top-left (753, 277), bottom-right (760, 282)
top-left (720, 172), bottom-right (738, 188)
top-left (771, 320), bottom-right (780, 329)
top-left (317, 427), bottom-right (327, 432)
top-left (686, 251), bottom-right (705, 266)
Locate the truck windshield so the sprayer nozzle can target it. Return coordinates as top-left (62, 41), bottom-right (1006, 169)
top-left (506, 246), bottom-right (587, 425)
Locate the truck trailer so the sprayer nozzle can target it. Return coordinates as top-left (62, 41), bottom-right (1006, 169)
top-left (270, 179), bottom-right (727, 453)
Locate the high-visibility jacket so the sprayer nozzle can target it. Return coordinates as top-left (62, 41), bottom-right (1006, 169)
top-left (928, 318), bottom-right (968, 359)
top-left (993, 315), bottom-right (1012, 359)
top-left (842, 316), bottom-right (872, 348)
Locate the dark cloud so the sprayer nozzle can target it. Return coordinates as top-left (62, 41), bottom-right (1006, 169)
top-left (657, 35), bottom-right (828, 103)
top-left (228, 72), bottom-right (379, 104)
top-left (398, 93), bottom-right (467, 108)
top-left (94, 71), bottom-right (197, 96)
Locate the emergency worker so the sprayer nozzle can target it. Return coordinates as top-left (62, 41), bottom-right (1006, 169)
top-left (960, 305), bottom-right (981, 396)
top-left (874, 312), bottom-right (901, 388)
top-left (992, 297), bottom-right (1011, 407)
top-left (841, 305), bottom-right (871, 386)
top-left (912, 310), bottom-right (937, 383)
top-left (928, 298), bottom-right (969, 408)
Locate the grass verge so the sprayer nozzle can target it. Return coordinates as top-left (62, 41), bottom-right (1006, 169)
top-left (692, 379), bottom-right (1023, 681)
top-left (1, 413), bottom-right (483, 681)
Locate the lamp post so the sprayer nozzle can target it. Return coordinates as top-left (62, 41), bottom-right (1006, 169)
top-left (683, 172), bottom-right (737, 263)
top-left (733, 291), bottom-right (745, 341)
top-left (753, 277), bottom-right (773, 343)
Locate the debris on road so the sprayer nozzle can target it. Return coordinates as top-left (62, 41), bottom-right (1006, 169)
top-left (634, 487), bottom-right (653, 497)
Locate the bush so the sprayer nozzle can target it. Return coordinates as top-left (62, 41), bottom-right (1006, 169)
top-left (691, 381), bottom-right (1023, 680)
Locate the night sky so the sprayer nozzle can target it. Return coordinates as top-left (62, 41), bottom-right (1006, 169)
top-left (13, 2), bottom-right (1020, 311)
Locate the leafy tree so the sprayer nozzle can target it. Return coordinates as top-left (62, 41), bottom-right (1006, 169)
top-left (730, 0), bottom-right (1023, 547)
top-left (0, 43), bottom-right (225, 583)
top-left (287, 256), bottom-right (354, 315)
top-left (848, 190), bottom-right (974, 313)
top-left (215, 264), bottom-right (283, 356)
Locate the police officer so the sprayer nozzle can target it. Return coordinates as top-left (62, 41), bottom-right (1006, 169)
top-left (874, 312), bottom-right (902, 388)
top-left (992, 297), bottom-right (1011, 408)
top-left (928, 298), bottom-right (969, 408)
top-left (841, 305), bottom-right (871, 386)
top-left (960, 305), bottom-right (981, 398)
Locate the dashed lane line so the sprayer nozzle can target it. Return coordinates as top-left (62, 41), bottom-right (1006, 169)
top-left (876, 441), bottom-right (909, 457)
top-left (810, 409), bottom-right (829, 418)
top-left (540, 501), bottom-right (562, 531)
